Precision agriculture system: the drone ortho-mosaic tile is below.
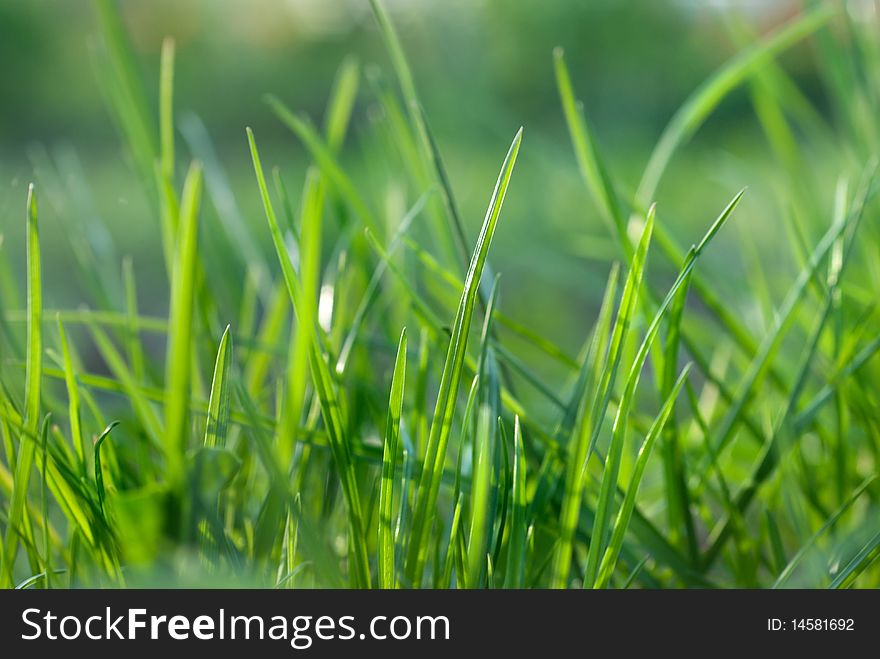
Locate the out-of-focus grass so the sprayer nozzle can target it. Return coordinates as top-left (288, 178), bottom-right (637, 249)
top-left (1, 0), bottom-right (880, 588)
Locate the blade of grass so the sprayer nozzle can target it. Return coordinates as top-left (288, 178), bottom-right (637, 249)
top-left (94, 421), bottom-right (120, 519)
top-left (503, 416), bottom-right (527, 588)
top-left (378, 328), bottom-right (407, 589)
top-left (551, 261), bottom-right (622, 588)
top-left (164, 162), bottom-right (203, 490)
top-left (2, 185), bottom-right (42, 587)
top-left (404, 127), bottom-right (522, 585)
top-left (204, 325), bottom-right (233, 449)
top-left (466, 405), bottom-right (493, 589)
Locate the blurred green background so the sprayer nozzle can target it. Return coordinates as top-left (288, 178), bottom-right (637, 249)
top-left (0, 0), bottom-right (859, 368)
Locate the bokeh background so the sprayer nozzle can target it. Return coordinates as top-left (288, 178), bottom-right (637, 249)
top-left (0, 0), bottom-right (870, 379)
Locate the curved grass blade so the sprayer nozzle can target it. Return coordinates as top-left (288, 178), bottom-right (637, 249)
top-left (636, 5), bottom-right (834, 205)
top-left (94, 421), bottom-right (120, 518)
top-left (584, 193), bottom-right (741, 588)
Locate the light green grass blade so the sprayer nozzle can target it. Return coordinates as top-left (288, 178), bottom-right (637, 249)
top-left (278, 168), bottom-right (324, 467)
top-left (164, 162), bottom-right (203, 489)
top-left (404, 127), bottom-right (522, 585)
top-left (594, 364), bottom-right (691, 588)
top-left (367, 0), bottom-right (463, 267)
top-left (378, 328), bottom-right (407, 589)
top-left (2, 185), bottom-right (42, 587)
top-left (204, 325), bottom-right (233, 449)
top-left (91, 0), bottom-right (159, 190)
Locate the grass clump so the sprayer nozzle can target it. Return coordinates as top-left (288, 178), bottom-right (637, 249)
top-left (1, 0), bottom-right (880, 589)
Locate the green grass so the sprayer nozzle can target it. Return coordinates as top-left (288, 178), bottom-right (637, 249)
top-left (1, 0), bottom-right (880, 589)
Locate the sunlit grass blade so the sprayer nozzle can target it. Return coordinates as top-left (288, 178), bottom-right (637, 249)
top-left (404, 127), bottom-right (522, 585)
top-left (204, 325), bottom-right (233, 449)
top-left (660, 268), bottom-right (697, 560)
top-left (378, 328), bottom-right (407, 589)
top-left (164, 162), bottom-right (203, 490)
